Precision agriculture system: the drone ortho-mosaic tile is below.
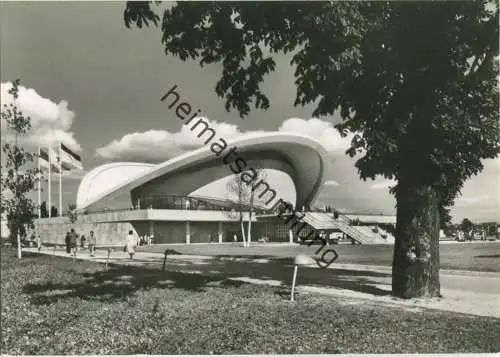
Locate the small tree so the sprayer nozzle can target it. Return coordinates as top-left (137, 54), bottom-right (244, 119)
top-left (226, 173), bottom-right (248, 246)
top-left (226, 168), bottom-right (267, 247)
top-left (460, 218), bottom-right (474, 240)
top-left (0, 79), bottom-right (40, 258)
top-left (67, 203), bottom-right (78, 224)
top-left (244, 168), bottom-right (267, 246)
top-left (486, 223), bottom-right (496, 237)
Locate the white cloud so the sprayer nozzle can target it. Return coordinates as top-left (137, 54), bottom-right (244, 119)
top-left (371, 179), bottom-right (397, 190)
top-left (95, 119), bottom-right (250, 162)
top-left (278, 117), bottom-right (354, 154)
top-left (451, 156), bottom-right (499, 222)
top-left (323, 180), bottom-right (339, 186)
top-left (0, 82), bottom-right (81, 151)
top-left (95, 117), bottom-right (353, 162)
top-left (455, 195), bottom-right (490, 206)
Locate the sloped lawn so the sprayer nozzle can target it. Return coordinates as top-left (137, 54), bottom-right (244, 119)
top-left (1, 247), bottom-right (499, 354)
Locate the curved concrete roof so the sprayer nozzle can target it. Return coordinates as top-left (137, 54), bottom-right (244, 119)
top-left (76, 162), bottom-right (157, 208)
top-left (76, 132), bottom-right (329, 212)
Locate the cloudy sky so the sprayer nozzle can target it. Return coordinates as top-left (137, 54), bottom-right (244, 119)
top-left (1, 1), bottom-right (498, 223)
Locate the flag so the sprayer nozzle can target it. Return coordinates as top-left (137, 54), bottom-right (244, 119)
top-left (48, 146), bottom-right (61, 173)
top-left (39, 146), bottom-right (61, 173)
top-left (39, 148), bottom-right (51, 170)
top-left (59, 143), bottom-right (82, 170)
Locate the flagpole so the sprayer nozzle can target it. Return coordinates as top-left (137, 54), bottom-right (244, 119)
top-left (59, 141), bottom-right (62, 217)
top-left (37, 146), bottom-right (41, 218)
top-left (48, 145), bottom-right (52, 218)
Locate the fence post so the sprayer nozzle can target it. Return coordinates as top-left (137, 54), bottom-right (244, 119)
top-left (290, 265), bottom-right (298, 301)
top-left (105, 248), bottom-right (111, 270)
top-left (162, 250), bottom-right (168, 271)
top-left (291, 254), bottom-right (316, 301)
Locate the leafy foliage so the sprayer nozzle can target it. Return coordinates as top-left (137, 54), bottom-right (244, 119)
top-left (439, 205), bottom-right (452, 229)
top-left (124, 1), bottom-right (160, 29)
top-left (123, 1), bottom-right (499, 296)
top-left (123, 0), bottom-right (499, 205)
top-left (460, 218), bottom-right (474, 235)
top-left (0, 79), bottom-right (40, 244)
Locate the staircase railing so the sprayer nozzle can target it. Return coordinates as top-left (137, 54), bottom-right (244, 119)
top-left (335, 221), bottom-right (379, 244)
top-left (298, 213), bottom-right (384, 244)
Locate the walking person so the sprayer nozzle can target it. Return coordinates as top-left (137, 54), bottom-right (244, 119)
top-left (65, 232), bottom-right (71, 254)
top-left (88, 231), bottom-right (96, 257)
top-left (80, 235), bottom-right (86, 249)
top-left (36, 233), bottom-right (42, 252)
top-left (126, 230), bottom-right (136, 259)
top-left (69, 229), bottom-right (78, 256)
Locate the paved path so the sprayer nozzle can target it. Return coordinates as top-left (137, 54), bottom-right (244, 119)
top-left (25, 247), bottom-right (500, 318)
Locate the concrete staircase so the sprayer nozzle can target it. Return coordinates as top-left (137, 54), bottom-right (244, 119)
top-left (354, 225), bottom-right (395, 244)
top-left (299, 212), bottom-right (394, 245)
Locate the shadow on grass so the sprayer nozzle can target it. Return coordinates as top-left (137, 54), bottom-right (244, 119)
top-left (475, 254), bottom-right (500, 258)
top-left (23, 264), bottom-right (232, 306)
top-left (183, 259), bottom-right (392, 297)
top-left (22, 251), bottom-right (393, 306)
top-left (295, 266), bottom-right (391, 296)
top-left (18, 251), bottom-right (42, 258)
top-left (212, 254), bottom-right (289, 261)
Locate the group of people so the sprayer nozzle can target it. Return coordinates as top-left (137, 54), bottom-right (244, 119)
top-left (297, 230), bottom-right (344, 245)
top-left (26, 228), bottom-right (151, 260)
top-left (64, 229), bottom-right (97, 256)
top-left (138, 234), bottom-right (154, 246)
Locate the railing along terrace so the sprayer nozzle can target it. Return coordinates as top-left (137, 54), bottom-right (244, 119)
top-left (84, 194), bottom-right (273, 215)
top-left (140, 194), bottom-right (227, 211)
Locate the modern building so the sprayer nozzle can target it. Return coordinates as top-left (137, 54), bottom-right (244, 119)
top-left (33, 131), bottom-right (400, 246)
top-left (35, 132), bottom-right (345, 245)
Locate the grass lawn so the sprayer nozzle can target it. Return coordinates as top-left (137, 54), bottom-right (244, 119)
top-left (138, 242), bottom-right (500, 272)
top-left (2, 247), bottom-right (499, 354)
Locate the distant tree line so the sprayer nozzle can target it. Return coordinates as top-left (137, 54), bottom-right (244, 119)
top-left (443, 218), bottom-right (499, 240)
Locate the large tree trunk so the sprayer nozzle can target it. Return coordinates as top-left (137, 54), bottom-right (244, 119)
top-left (392, 180), bottom-right (441, 298)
